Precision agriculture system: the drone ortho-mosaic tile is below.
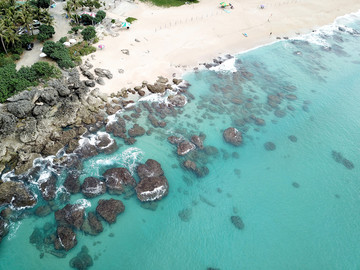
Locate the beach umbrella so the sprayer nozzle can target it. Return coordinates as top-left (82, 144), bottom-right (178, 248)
top-left (63, 41), bottom-right (71, 47)
top-left (98, 44), bottom-right (105, 50)
top-left (220, 2), bottom-right (228, 7)
top-left (39, 52), bottom-right (47, 58)
top-left (69, 39), bottom-right (76, 44)
top-left (121, 22), bottom-right (131, 29)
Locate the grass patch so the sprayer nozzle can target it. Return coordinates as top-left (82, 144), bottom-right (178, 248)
top-left (140, 0), bottom-right (198, 7)
top-left (125, 17), bottom-right (137, 23)
top-left (68, 41), bottom-right (97, 65)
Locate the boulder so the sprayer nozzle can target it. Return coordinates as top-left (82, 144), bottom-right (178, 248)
top-left (177, 141), bottom-right (196, 156)
top-left (146, 83), bottom-right (166, 93)
top-left (96, 199), bottom-right (125, 224)
top-left (137, 159), bottom-right (164, 179)
top-left (63, 171), bottom-right (81, 194)
top-left (0, 112), bottom-right (17, 138)
top-left (41, 140), bottom-right (65, 156)
top-left (54, 226), bottom-right (77, 251)
top-left (183, 160), bottom-right (197, 171)
top-left (82, 70), bottom-right (95, 80)
top-left (39, 172), bottom-right (57, 201)
top-left (105, 118), bottom-right (126, 137)
top-left (50, 80), bottom-right (71, 97)
top-left (81, 177), bottom-right (106, 198)
top-left (167, 136), bottom-right (183, 145)
top-left (223, 127), bottom-right (242, 146)
top-left (128, 124), bottom-right (146, 137)
top-left (168, 94), bottom-right (187, 107)
top-left (191, 135), bottom-right (204, 149)
top-left (95, 133), bottom-right (118, 154)
top-left (39, 87), bottom-right (59, 106)
top-left (19, 117), bottom-right (38, 143)
top-left (135, 176), bottom-right (169, 202)
top-left (103, 167), bottom-right (136, 195)
top-left (6, 87), bottom-right (40, 102)
top-left (231, 215), bottom-right (244, 230)
top-left (32, 104), bottom-right (51, 117)
top-left (7, 100), bottom-right (34, 118)
top-left (74, 140), bottom-right (98, 159)
top-left (95, 77), bottom-right (105, 85)
top-left (55, 204), bottom-right (85, 229)
top-left (94, 68), bottom-right (113, 79)
top-left (81, 212), bottom-right (103, 236)
top-left (0, 181), bottom-right (36, 208)
top-left (84, 80), bottom-right (95, 87)
top-left (69, 246), bottom-right (93, 270)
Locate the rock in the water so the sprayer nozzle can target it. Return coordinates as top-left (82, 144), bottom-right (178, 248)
top-left (54, 226), bottom-right (77, 251)
top-left (95, 133), bottom-right (118, 154)
top-left (69, 245), bottom-right (93, 270)
top-left (177, 141), bottom-right (196, 156)
top-left (136, 159), bottom-right (164, 179)
top-left (96, 199), bottom-right (125, 224)
top-left (292, 182), bottom-right (300, 188)
top-left (0, 216), bottom-right (9, 243)
top-left (0, 181), bottom-right (37, 208)
top-left (74, 140), bottom-right (98, 159)
top-left (64, 171), bottom-right (81, 194)
top-left (103, 167), bottom-right (136, 195)
top-left (55, 204), bottom-right (85, 229)
top-left (264, 142), bottom-right (276, 151)
top-left (167, 94), bottom-right (187, 107)
top-left (342, 158), bottom-right (354, 170)
top-left (288, 135), bottom-right (297, 142)
top-left (191, 135), bottom-right (204, 149)
top-left (146, 83), bottom-right (166, 93)
top-left (39, 172), bottom-right (57, 201)
top-left (81, 212), bottom-right (103, 236)
top-left (135, 176), bottom-right (169, 202)
top-left (35, 205), bottom-right (51, 217)
top-left (128, 124), bottom-right (146, 137)
top-left (167, 136), bottom-right (183, 145)
top-left (231, 215), bottom-right (244, 230)
top-left (223, 127), bottom-right (243, 146)
top-left (81, 177), bottom-right (106, 198)
top-left (178, 208), bottom-right (192, 222)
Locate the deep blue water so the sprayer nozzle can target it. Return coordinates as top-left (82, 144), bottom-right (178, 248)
top-left (1, 10), bottom-right (360, 270)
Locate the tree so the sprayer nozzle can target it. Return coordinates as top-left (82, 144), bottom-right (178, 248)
top-left (0, 22), bottom-right (8, 54)
top-left (81, 26), bottom-right (96, 41)
top-left (37, 0), bottom-right (50, 9)
top-left (38, 24), bottom-right (55, 42)
top-left (95, 10), bottom-right (106, 23)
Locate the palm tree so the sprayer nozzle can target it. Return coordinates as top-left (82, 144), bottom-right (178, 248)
top-left (16, 4), bottom-right (34, 35)
top-left (38, 9), bottom-right (54, 25)
top-left (0, 21), bottom-right (8, 54)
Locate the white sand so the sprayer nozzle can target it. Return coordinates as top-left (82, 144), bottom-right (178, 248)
top-left (83, 0), bottom-right (360, 94)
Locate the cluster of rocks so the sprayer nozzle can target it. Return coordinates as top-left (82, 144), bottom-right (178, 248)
top-left (80, 61), bottom-right (113, 88)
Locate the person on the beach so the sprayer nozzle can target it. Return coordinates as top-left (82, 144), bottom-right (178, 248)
top-left (229, 3), bottom-right (234, 9)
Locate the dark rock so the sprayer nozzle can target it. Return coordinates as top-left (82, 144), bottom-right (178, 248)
top-left (35, 205), bottom-right (52, 217)
top-left (168, 94), bottom-right (187, 107)
top-left (146, 83), bottom-right (166, 93)
top-left (64, 171), bottom-right (81, 194)
top-left (55, 204), bottom-right (85, 229)
top-left (0, 181), bottom-right (36, 208)
top-left (292, 182), bottom-right (300, 188)
top-left (51, 80), bottom-right (71, 97)
top-left (0, 216), bottom-right (9, 243)
top-left (81, 177), bottom-right (106, 198)
top-left (32, 104), bottom-right (51, 117)
top-left (95, 77), bottom-right (105, 85)
top-left (167, 136), bottom-right (183, 145)
top-left (81, 212), bottom-right (103, 236)
top-left (254, 118), bottom-right (266, 126)
top-left (173, 78), bottom-right (182, 85)
top-left (82, 70), bottom-right (95, 80)
top-left (288, 135), bottom-right (297, 142)
top-left (42, 140), bottom-right (65, 156)
top-left (223, 127), bottom-right (243, 146)
top-left (177, 141), bottom-right (196, 156)
top-left (54, 226), bottom-right (77, 251)
top-left (94, 68), bottom-right (113, 79)
top-left (274, 109), bottom-right (286, 118)
top-left (342, 159), bottom-right (354, 170)
top-left (7, 100), bottom-right (34, 118)
top-left (103, 167), bottom-right (136, 195)
top-left (231, 215), bottom-right (244, 230)
top-left (39, 172), bottom-right (57, 201)
top-left (69, 245), bottom-right (93, 270)
top-left (84, 80), bottom-right (95, 87)
top-left (264, 142), bottom-right (276, 151)
top-left (183, 160), bottom-right (197, 171)
top-left (137, 159), bottom-right (164, 179)
top-left (191, 135), bottom-right (204, 149)
top-left (194, 166), bottom-right (209, 178)
top-left (0, 112), bottom-right (17, 137)
top-left (135, 176), bottom-right (169, 202)
top-left (105, 118), bottom-right (126, 137)
top-left (39, 87), bottom-right (59, 106)
top-left (178, 208), bottom-right (192, 222)
top-left (128, 124), bottom-right (146, 137)
top-left (74, 140), bottom-right (98, 159)
top-left (95, 133), bottom-right (118, 154)
top-left (96, 199), bottom-right (125, 224)
top-left (29, 227), bottom-right (43, 249)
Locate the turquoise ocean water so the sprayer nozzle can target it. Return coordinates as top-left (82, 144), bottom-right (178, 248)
top-left (1, 10), bottom-right (360, 270)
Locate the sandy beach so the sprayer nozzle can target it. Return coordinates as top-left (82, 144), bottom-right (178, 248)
top-left (83, 0), bottom-right (360, 94)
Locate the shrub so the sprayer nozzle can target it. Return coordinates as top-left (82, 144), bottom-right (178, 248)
top-left (59, 37), bottom-right (67, 43)
top-left (81, 26), bottom-right (96, 41)
top-left (71, 26), bottom-right (82, 34)
top-left (95, 10), bottom-right (106, 22)
top-left (37, 0), bottom-right (50, 8)
top-left (81, 14), bottom-right (94, 26)
top-left (20, 34), bottom-right (35, 47)
top-left (11, 54), bottom-right (20, 61)
top-left (125, 17), bottom-right (137, 23)
top-left (38, 25), bottom-right (55, 42)
top-left (31, 62), bottom-right (60, 78)
top-left (111, 19), bottom-right (115, 23)
top-left (43, 41), bottom-right (75, 69)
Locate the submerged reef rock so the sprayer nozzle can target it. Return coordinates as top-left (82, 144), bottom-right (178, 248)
top-left (331, 151), bottom-right (354, 170)
top-left (167, 94), bottom-right (187, 107)
top-left (177, 141), bottom-right (196, 156)
top-left (64, 171), bottom-right (81, 194)
top-left (81, 212), bottom-right (103, 236)
top-left (231, 215), bottom-right (245, 230)
top-left (81, 177), bottom-right (106, 198)
top-left (0, 217), bottom-right (9, 243)
top-left (223, 127), bottom-right (243, 146)
top-left (288, 135), bottom-right (298, 142)
top-left (69, 245), bottom-right (93, 270)
top-left (167, 136), bottom-right (183, 145)
top-left (35, 205), bottom-right (52, 217)
top-left (103, 167), bottom-right (136, 195)
top-left (190, 135), bottom-right (204, 149)
top-left (0, 181), bottom-right (36, 208)
top-left (95, 133), bottom-right (118, 154)
top-left (128, 124), bottom-right (146, 137)
top-left (264, 142), bottom-right (276, 151)
top-left (135, 159), bottom-right (169, 201)
top-left (54, 226), bottom-right (77, 251)
top-left (55, 204), bottom-right (85, 229)
top-left (96, 199), bottom-right (125, 224)
top-left (39, 172), bottom-right (57, 201)
top-left (178, 208), bottom-right (192, 222)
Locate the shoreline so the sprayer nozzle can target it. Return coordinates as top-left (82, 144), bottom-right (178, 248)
top-left (83, 0), bottom-right (360, 94)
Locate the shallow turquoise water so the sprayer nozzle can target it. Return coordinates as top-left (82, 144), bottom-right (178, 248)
top-left (1, 11), bottom-right (360, 270)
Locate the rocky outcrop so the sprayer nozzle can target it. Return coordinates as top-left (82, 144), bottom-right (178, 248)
top-left (39, 172), bottom-right (57, 201)
top-left (0, 217), bottom-right (9, 243)
top-left (54, 226), bottom-right (77, 251)
top-left (0, 112), bottom-right (17, 138)
top-left (146, 83), bottom-right (166, 93)
top-left (167, 136), bottom-right (183, 145)
top-left (135, 176), bottom-right (169, 202)
top-left (103, 167), bottom-right (136, 195)
top-left (81, 212), bottom-right (103, 236)
top-left (55, 204), bottom-right (85, 229)
top-left (63, 171), bottom-right (81, 194)
top-left (167, 94), bottom-right (186, 107)
top-left (81, 177), bottom-right (106, 198)
top-left (74, 140), bottom-right (98, 159)
top-left (191, 135), bottom-right (204, 149)
top-left (136, 159), bottom-right (164, 179)
top-left (105, 118), bottom-right (126, 138)
top-left (223, 127), bottom-right (242, 146)
top-left (69, 245), bottom-right (93, 270)
top-left (128, 124), bottom-right (146, 137)
top-left (0, 181), bottom-right (36, 208)
top-left (94, 68), bottom-right (113, 79)
top-left (7, 100), bottom-right (34, 118)
top-left (96, 199), bottom-right (125, 224)
top-left (177, 141), bottom-right (196, 156)
top-left (95, 133), bottom-right (118, 154)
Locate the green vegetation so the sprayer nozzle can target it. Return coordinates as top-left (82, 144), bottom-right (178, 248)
top-left (68, 41), bottom-right (96, 65)
top-left (81, 26), bottom-right (96, 41)
top-left (37, 24), bottom-right (55, 42)
top-left (43, 41), bottom-right (75, 69)
top-left (0, 61), bottom-right (60, 103)
top-left (95, 10), bottom-right (106, 22)
top-left (125, 17), bottom-right (137, 23)
top-left (71, 25), bottom-right (83, 34)
top-left (59, 36), bottom-right (68, 43)
top-left (140, 0), bottom-right (198, 7)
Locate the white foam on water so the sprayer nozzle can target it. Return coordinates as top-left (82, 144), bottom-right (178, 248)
top-left (75, 199), bottom-right (91, 209)
top-left (210, 57), bottom-right (237, 73)
top-left (141, 185), bottom-right (167, 201)
top-left (6, 221), bottom-right (22, 241)
top-left (120, 147), bottom-right (144, 175)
